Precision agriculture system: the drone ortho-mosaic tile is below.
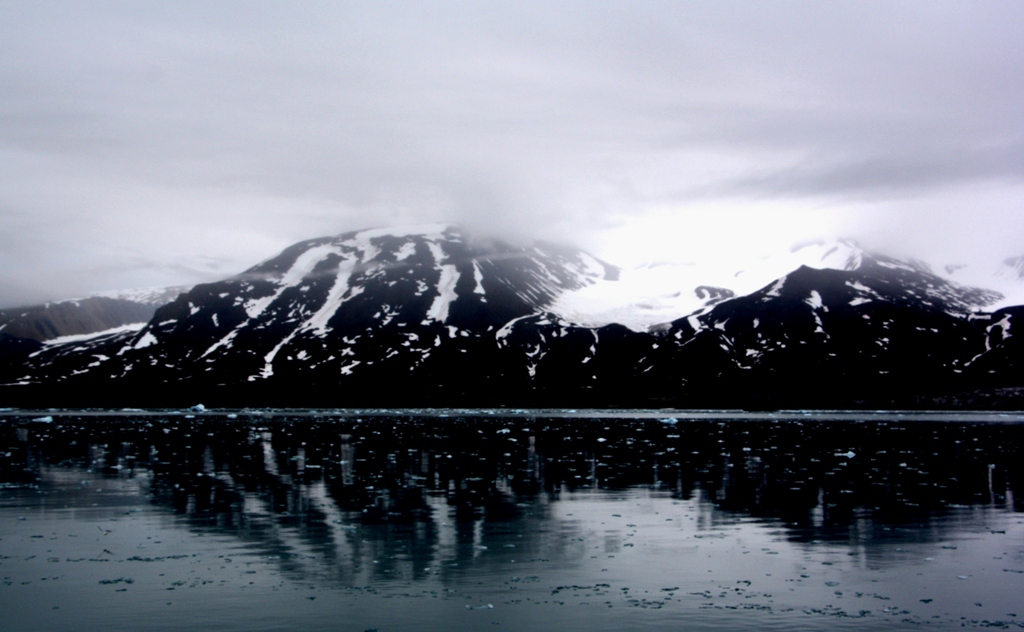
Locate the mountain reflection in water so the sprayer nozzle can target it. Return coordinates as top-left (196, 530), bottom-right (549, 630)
top-left (1, 413), bottom-right (1023, 631)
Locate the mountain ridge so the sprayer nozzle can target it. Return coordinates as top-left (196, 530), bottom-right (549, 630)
top-left (1, 225), bottom-right (1021, 409)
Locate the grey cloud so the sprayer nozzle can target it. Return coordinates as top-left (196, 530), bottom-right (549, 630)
top-left (2, 1), bottom-right (1024, 306)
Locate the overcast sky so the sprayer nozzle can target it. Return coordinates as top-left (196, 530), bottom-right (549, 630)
top-left (2, 1), bottom-right (1023, 307)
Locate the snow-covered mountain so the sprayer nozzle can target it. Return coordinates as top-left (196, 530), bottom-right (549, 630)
top-left (1, 225), bottom-right (1021, 408)
top-left (0, 286), bottom-right (187, 343)
top-left (928, 254), bottom-right (1024, 312)
top-left (549, 239), bottom-right (1002, 331)
top-left (5, 225), bottom-right (616, 398)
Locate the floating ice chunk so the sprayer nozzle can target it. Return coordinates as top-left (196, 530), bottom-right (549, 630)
top-left (32, 416), bottom-right (53, 423)
top-left (660, 417), bottom-right (678, 425)
top-left (189, 404), bottom-right (206, 413)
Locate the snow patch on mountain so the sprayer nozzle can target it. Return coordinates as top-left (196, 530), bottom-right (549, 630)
top-left (304, 258), bottom-right (358, 336)
top-left (41, 322), bottom-right (147, 347)
top-left (426, 265), bottom-right (459, 323)
top-left (549, 239), bottom-right (868, 331)
top-left (472, 261), bottom-right (486, 296)
top-left (133, 332), bottom-right (158, 349)
top-left (245, 244), bottom-right (343, 318)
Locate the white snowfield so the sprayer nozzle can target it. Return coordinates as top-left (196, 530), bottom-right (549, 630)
top-left (550, 240), bottom-right (867, 331)
top-left (549, 239), bottom-right (1024, 331)
top-left (945, 258), bottom-right (1024, 312)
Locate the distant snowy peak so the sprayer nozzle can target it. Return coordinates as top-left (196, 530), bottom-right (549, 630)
top-left (551, 238), bottom-right (870, 331)
top-left (928, 254), bottom-right (1024, 311)
top-left (0, 291), bottom-right (173, 343)
top-left (86, 285), bottom-right (190, 306)
top-left (548, 237), bottom-right (1011, 332)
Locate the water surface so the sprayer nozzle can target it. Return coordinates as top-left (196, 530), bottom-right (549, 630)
top-left (2, 411), bottom-right (1022, 630)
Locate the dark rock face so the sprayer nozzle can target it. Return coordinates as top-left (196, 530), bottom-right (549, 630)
top-left (653, 259), bottom-right (1005, 407)
top-left (1, 227), bottom-right (1022, 408)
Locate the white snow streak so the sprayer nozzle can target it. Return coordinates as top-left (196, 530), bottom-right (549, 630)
top-left (472, 261), bottom-right (486, 295)
top-left (765, 278), bottom-right (785, 298)
top-left (41, 322), bottom-right (147, 347)
top-left (426, 264), bottom-right (460, 323)
top-left (303, 258), bottom-right (358, 336)
top-left (204, 244), bottom-right (346, 359)
top-left (244, 244), bottom-right (342, 319)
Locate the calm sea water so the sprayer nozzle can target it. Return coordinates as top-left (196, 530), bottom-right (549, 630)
top-left (1, 410), bottom-right (1022, 631)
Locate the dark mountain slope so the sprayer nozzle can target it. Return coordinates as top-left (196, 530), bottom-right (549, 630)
top-left (1, 227), bottom-right (1021, 409)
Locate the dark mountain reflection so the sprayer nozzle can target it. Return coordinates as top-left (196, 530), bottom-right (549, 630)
top-left (2, 414), bottom-right (1021, 587)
